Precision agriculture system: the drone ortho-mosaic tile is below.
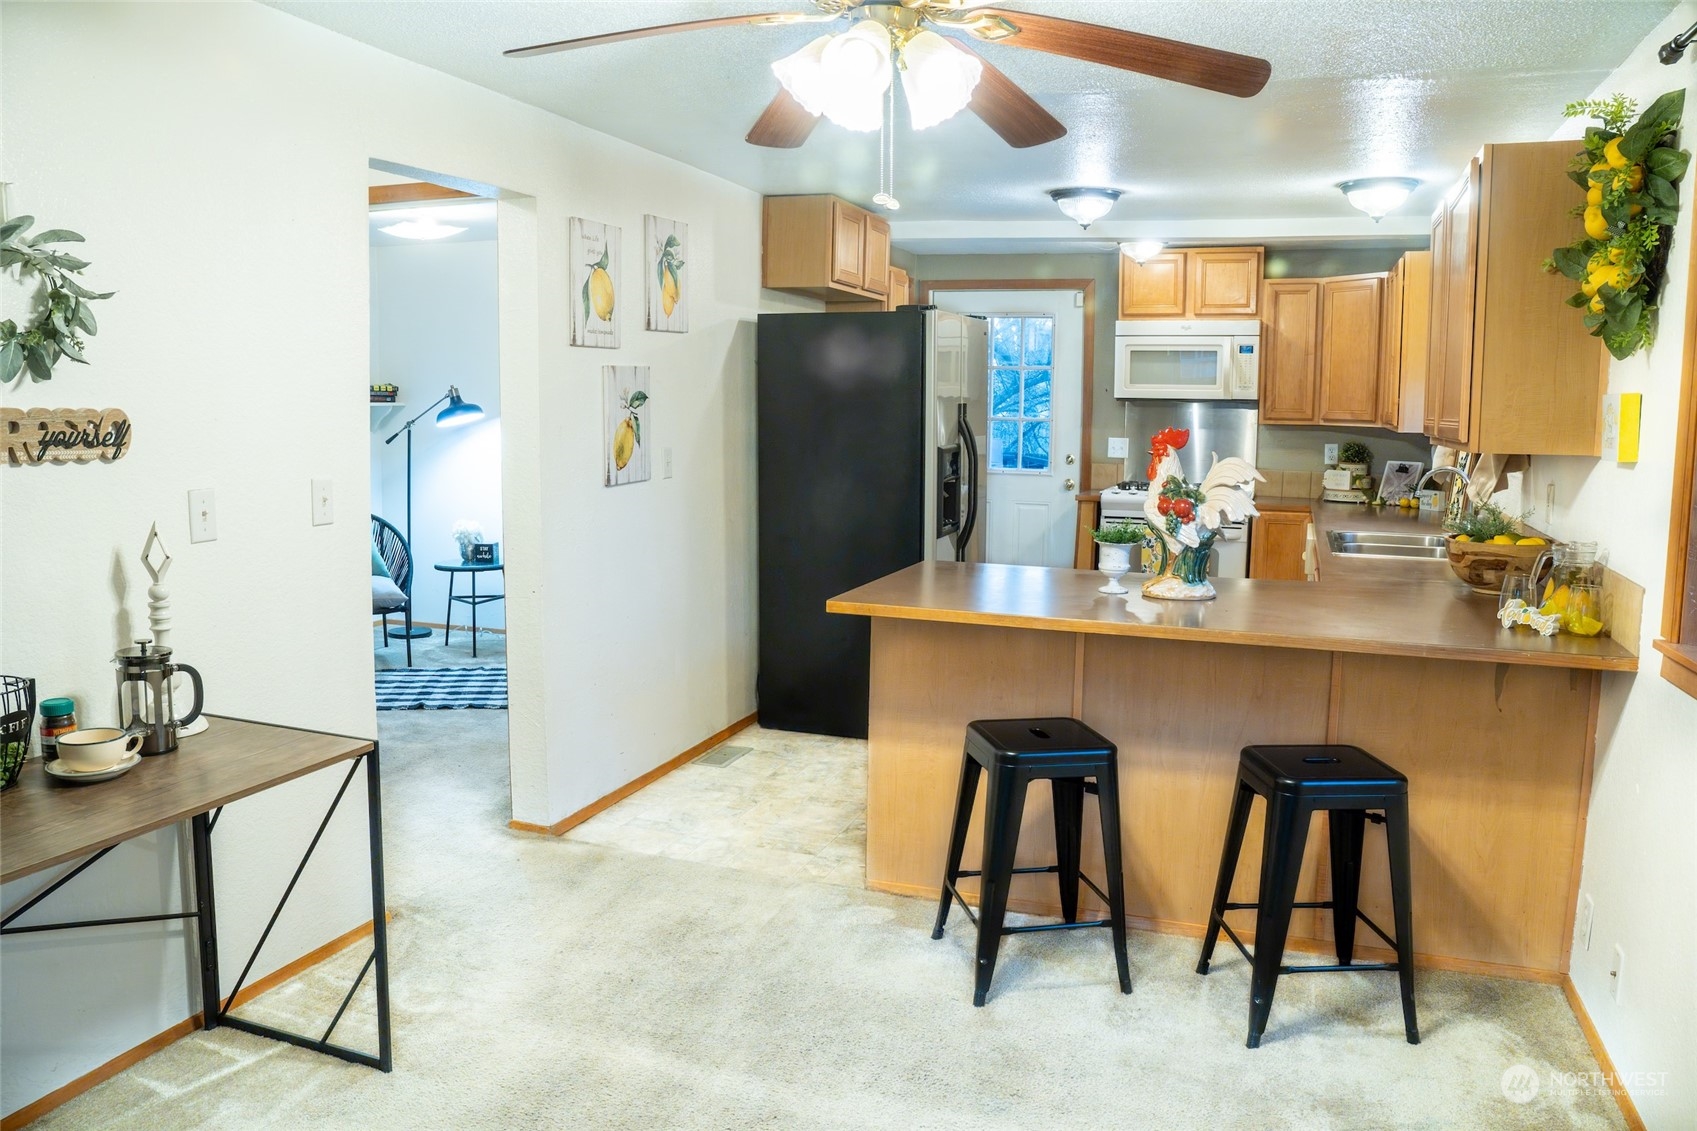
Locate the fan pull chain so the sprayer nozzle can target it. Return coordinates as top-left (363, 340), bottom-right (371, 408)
top-left (874, 68), bottom-right (899, 211)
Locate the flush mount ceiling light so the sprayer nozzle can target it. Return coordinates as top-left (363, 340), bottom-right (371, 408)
top-left (379, 218), bottom-right (468, 241)
top-left (1337, 177), bottom-right (1421, 222)
top-left (1120, 239), bottom-right (1166, 263)
top-left (1050, 187), bottom-right (1122, 229)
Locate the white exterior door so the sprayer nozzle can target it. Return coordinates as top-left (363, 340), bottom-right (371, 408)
top-left (933, 289), bottom-right (1084, 567)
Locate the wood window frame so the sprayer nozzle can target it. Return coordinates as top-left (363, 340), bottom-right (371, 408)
top-left (916, 278), bottom-right (1097, 492)
top-left (1653, 241), bottom-right (1697, 699)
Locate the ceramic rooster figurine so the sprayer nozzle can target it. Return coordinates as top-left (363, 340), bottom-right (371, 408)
top-left (1140, 427), bottom-right (1263, 600)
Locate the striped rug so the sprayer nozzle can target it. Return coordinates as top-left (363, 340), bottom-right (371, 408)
top-left (376, 666), bottom-right (507, 710)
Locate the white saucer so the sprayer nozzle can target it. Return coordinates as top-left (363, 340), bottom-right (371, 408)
top-left (44, 751), bottom-right (143, 784)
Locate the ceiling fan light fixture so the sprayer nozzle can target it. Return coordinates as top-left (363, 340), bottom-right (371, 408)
top-left (1337, 177), bottom-right (1420, 221)
top-left (773, 23), bottom-right (892, 133)
top-left (898, 29), bottom-right (982, 130)
top-left (1049, 187), bottom-right (1121, 229)
top-left (1121, 239), bottom-right (1166, 263)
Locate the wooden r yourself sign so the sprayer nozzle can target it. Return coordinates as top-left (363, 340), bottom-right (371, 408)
top-left (2, 406), bottom-right (132, 466)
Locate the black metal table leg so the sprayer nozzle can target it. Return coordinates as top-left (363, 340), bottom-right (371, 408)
top-left (443, 572), bottom-right (455, 648)
top-left (470, 573), bottom-right (479, 658)
top-left (191, 812), bottom-right (222, 1030)
top-left (367, 744), bottom-right (393, 1070)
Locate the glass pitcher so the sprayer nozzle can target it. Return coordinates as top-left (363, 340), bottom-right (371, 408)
top-left (1531, 541), bottom-right (1604, 617)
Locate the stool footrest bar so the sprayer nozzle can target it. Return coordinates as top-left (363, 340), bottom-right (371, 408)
top-left (1004, 919), bottom-right (1112, 935)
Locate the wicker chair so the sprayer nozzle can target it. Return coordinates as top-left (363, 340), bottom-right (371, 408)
top-left (371, 514), bottom-right (415, 667)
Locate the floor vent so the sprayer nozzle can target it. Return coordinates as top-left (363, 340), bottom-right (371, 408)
top-left (696, 744), bottom-right (751, 767)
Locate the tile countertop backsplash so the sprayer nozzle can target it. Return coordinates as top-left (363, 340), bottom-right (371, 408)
top-left (1255, 469), bottom-right (1327, 498)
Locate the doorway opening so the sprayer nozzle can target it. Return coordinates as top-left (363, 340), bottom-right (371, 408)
top-left (927, 286), bottom-right (1091, 567)
top-left (366, 171), bottom-right (510, 781)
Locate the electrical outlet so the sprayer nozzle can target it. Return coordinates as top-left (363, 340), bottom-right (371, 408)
top-left (1324, 443), bottom-right (1340, 465)
top-left (1578, 893), bottom-right (1594, 951)
top-left (1107, 436), bottom-right (1129, 459)
top-left (1610, 944), bottom-right (1626, 1002)
top-left (663, 448), bottom-right (674, 479)
top-left (188, 489), bottom-right (217, 543)
top-left (311, 479), bottom-right (334, 526)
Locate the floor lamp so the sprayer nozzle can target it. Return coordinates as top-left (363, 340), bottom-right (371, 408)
top-left (383, 385), bottom-right (485, 640)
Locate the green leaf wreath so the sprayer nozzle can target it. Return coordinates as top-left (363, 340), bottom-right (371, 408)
top-left (1544, 90), bottom-right (1689, 360)
top-left (0, 215), bottom-right (116, 382)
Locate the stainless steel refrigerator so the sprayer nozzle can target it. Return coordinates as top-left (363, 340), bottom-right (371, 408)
top-left (756, 308), bottom-right (988, 737)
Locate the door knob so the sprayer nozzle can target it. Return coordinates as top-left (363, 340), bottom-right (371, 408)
top-left (1065, 454), bottom-right (1076, 465)
top-left (1064, 478), bottom-right (1077, 490)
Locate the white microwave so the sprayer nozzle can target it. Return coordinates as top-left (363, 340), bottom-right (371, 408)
top-left (1113, 319), bottom-right (1260, 400)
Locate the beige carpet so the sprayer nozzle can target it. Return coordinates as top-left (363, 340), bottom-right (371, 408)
top-left (25, 715), bottom-right (1624, 1130)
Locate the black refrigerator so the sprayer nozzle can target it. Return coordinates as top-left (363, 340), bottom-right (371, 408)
top-left (756, 309), bottom-right (987, 738)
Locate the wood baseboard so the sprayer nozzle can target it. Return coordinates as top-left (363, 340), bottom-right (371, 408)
top-left (867, 878), bottom-right (1565, 983)
top-left (509, 712), bottom-right (757, 837)
top-left (1563, 976), bottom-right (1646, 1131)
top-left (1, 917), bottom-right (381, 1130)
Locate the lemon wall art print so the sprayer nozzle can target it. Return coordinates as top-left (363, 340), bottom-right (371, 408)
top-left (644, 215), bottom-right (687, 333)
top-left (603, 365), bottom-right (651, 486)
top-left (570, 217), bottom-right (621, 349)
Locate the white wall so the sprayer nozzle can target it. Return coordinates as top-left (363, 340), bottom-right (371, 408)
top-left (1507, 8), bottom-right (1697, 1126)
top-left (0, 0), bottom-right (777, 1114)
top-left (370, 238), bottom-right (504, 633)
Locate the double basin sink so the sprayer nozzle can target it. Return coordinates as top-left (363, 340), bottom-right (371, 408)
top-left (1327, 530), bottom-right (1449, 560)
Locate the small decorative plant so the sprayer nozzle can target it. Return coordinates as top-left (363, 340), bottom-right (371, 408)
top-left (1338, 441), bottom-right (1372, 467)
top-left (452, 520), bottom-right (484, 561)
top-left (1093, 523), bottom-right (1149, 544)
top-left (1445, 501), bottom-right (1534, 544)
top-left (1544, 90), bottom-right (1690, 360)
top-left (0, 215), bottom-right (116, 382)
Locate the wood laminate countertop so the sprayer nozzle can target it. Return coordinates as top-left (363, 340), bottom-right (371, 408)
top-left (827, 561), bottom-right (1638, 672)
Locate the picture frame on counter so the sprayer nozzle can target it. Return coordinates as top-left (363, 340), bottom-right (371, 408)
top-left (1379, 460), bottom-right (1424, 504)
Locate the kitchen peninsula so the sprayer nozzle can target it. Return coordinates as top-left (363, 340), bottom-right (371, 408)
top-left (827, 563), bottom-right (1638, 980)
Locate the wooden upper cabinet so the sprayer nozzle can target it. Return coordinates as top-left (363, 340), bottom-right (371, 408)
top-left (1430, 162), bottom-right (1479, 446)
top-left (1380, 250), bottom-right (1432, 433)
top-left (1317, 274), bottom-right (1386, 423)
top-left (1422, 143), bottom-right (1604, 454)
top-left (1260, 281), bottom-right (1322, 423)
top-left (762, 194), bottom-right (894, 302)
top-left (886, 266), bottom-right (912, 310)
top-left (1118, 246), bottom-right (1262, 318)
top-left (862, 215), bottom-right (891, 297)
top-left (829, 199), bottom-right (868, 291)
top-left (1118, 252), bottom-right (1187, 316)
top-left (1189, 248), bottom-right (1263, 315)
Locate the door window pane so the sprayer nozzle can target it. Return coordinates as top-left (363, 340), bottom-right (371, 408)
top-left (982, 315), bottom-right (1056, 474)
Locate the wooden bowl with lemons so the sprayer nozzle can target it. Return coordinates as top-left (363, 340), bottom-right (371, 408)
top-left (1446, 533), bottom-right (1548, 594)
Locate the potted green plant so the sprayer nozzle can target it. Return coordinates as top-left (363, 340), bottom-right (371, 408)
top-left (1093, 523), bottom-right (1148, 595)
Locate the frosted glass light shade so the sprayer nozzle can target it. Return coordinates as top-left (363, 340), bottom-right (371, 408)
top-left (1121, 240), bottom-right (1166, 263)
top-left (380, 219), bottom-right (467, 241)
top-left (772, 22), bottom-right (891, 133)
top-left (1337, 177), bottom-right (1420, 220)
top-left (1049, 187), bottom-right (1121, 229)
top-left (899, 30), bottom-right (982, 130)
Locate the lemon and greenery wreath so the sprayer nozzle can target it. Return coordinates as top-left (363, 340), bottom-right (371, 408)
top-left (1544, 90), bottom-right (1689, 360)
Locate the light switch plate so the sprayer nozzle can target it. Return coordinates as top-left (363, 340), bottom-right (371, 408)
top-left (312, 479), bottom-right (333, 526)
top-left (188, 489), bottom-right (217, 543)
top-left (1106, 437), bottom-right (1129, 459)
top-left (663, 448), bottom-right (674, 479)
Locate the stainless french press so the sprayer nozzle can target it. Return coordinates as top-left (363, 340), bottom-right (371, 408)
top-left (115, 639), bottom-right (204, 755)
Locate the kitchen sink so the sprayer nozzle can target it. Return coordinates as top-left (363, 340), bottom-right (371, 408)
top-left (1327, 530), bottom-right (1450, 559)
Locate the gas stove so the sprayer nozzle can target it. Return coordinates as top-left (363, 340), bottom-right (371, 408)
top-left (1099, 481), bottom-right (1150, 519)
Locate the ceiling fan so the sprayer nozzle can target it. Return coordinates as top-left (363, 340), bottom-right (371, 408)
top-left (505, 1), bottom-right (1272, 151)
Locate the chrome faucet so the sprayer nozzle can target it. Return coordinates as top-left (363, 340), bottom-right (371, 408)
top-left (1417, 466), bottom-right (1473, 522)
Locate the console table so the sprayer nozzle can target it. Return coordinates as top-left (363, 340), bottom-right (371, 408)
top-left (0, 715), bottom-right (392, 1072)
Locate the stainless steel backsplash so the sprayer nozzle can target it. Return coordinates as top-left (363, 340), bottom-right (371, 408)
top-left (1123, 400), bottom-right (1259, 483)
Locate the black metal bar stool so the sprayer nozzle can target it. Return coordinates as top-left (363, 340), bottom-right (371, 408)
top-left (932, 717), bottom-right (1131, 1006)
top-left (1196, 744), bottom-right (1418, 1047)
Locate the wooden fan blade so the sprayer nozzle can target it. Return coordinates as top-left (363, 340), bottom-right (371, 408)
top-left (947, 39), bottom-right (1065, 148)
top-left (506, 13), bottom-right (816, 59)
top-left (960, 9), bottom-right (1271, 98)
top-left (747, 89), bottom-right (821, 148)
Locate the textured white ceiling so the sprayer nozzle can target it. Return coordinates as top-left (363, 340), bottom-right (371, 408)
top-left (273, 1), bottom-right (1675, 227)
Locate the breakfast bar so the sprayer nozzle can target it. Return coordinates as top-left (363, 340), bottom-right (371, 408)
top-left (827, 562), bottom-right (1638, 980)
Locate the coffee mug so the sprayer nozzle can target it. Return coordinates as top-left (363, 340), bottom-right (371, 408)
top-left (56, 728), bottom-right (144, 773)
